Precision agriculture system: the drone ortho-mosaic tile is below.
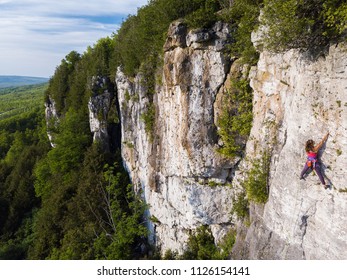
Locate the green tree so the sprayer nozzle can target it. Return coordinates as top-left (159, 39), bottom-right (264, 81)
top-left (181, 225), bottom-right (218, 260)
top-left (261, 0), bottom-right (347, 52)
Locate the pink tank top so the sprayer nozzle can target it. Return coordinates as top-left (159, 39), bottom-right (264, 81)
top-left (307, 152), bottom-right (317, 159)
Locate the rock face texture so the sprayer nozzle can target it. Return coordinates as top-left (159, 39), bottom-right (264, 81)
top-left (88, 76), bottom-right (113, 149)
top-left (117, 18), bottom-right (347, 258)
top-left (45, 97), bottom-right (59, 148)
top-left (234, 44), bottom-right (347, 259)
top-left (117, 21), bottom-right (237, 252)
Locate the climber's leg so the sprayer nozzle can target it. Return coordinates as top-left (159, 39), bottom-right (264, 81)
top-left (314, 163), bottom-right (326, 185)
top-left (300, 162), bottom-right (310, 179)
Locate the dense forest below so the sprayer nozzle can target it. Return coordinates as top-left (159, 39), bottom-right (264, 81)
top-left (0, 0), bottom-right (346, 259)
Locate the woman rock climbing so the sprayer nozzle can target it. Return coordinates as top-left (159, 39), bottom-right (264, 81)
top-left (300, 132), bottom-right (330, 189)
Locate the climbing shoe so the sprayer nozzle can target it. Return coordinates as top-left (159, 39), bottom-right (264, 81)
top-left (324, 185), bottom-right (330, 190)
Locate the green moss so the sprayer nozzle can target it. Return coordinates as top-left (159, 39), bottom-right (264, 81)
top-left (132, 93), bottom-right (140, 102)
top-left (124, 90), bottom-right (131, 102)
top-left (123, 141), bottom-right (134, 149)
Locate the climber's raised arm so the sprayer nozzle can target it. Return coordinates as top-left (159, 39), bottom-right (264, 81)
top-left (313, 132), bottom-right (329, 152)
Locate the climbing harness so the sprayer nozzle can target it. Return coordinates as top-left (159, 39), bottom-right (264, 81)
top-left (307, 156), bottom-right (317, 169)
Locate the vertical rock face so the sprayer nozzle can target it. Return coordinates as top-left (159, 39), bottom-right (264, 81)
top-left (235, 44), bottom-right (347, 259)
top-left (117, 21), bottom-right (237, 252)
top-left (88, 77), bottom-right (112, 148)
top-left (116, 19), bottom-right (347, 258)
top-left (88, 76), bottom-right (120, 151)
top-left (117, 17), bottom-right (347, 257)
top-left (44, 97), bottom-right (59, 148)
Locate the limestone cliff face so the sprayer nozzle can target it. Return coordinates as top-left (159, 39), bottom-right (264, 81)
top-left (88, 76), bottom-right (113, 150)
top-left (234, 43), bottom-right (347, 259)
top-left (117, 19), bottom-right (347, 258)
top-left (117, 21), bottom-right (237, 252)
top-left (45, 97), bottom-right (59, 148)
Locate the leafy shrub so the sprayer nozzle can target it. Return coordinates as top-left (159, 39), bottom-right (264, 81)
top-left (140, 103), bottom-right (156, 142)
top-left (217, 75), bottom-right (253, 159)
top-left (181, 225), bottom-right (219, 259)
top-left (244, 151), bottom-right (271, 204)
top-left (323, 1), bottom-right (347, 37)
top-left (181, 225), bottom-right (236, 260)
top-left (231, 190), bottom-right (249, 222)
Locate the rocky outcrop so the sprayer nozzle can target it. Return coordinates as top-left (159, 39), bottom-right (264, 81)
top-left (233, 43), bottom-right (347, 259)
top-left (117, 21), bottom-right (237, 253)
top-left (88, 76), bottom-right (121, 151)
top-left (88, 76), bottom-right (112, 149)
top-left (44, 97), bottom-right (59, 148)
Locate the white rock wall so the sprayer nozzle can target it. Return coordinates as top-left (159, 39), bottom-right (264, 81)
top-left (88, 92), bottom-right (111, 144)
top-left (117, 21), bottom-right (237, 253)
top-left (117, 19), bottom-right (347, 258)
top-left (239, 43), bottom-right (347, 259)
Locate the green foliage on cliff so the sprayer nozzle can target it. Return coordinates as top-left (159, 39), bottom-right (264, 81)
top-left (182, 225), bottom-right (219, 259)
top-left (261, 0), bottom-right (347, 52)
top-left (243, 151), bottom-right (271, 204)
top-left (140, 103), bottom-right (156, 142)
top-left (179, 225), bottom-right (236, 260)
top-left (220, 0), bottom-right (263, 64)
top-left (231, 190), bottom-right (249, 222)
top-left (217, 76), bottom-right (253, 159)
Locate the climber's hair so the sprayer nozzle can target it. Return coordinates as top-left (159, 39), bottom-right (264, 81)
top-left (305, 139), bottom-right (315, 152)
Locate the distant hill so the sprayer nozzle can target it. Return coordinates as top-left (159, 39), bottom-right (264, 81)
top-left (0, 75), bottom-right (49, 88)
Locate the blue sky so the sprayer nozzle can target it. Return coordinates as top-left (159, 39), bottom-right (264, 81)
top-left (0, 0), bottom-right (148, 77)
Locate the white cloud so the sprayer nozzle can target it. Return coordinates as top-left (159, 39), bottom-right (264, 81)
top-left (0, 0), bottom-right (148, 77)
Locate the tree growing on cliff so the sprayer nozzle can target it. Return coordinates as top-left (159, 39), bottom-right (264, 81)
top-left (261, 0), bottom-right (347, 52)
top-left (217, 75), bottom-right (253, 159)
